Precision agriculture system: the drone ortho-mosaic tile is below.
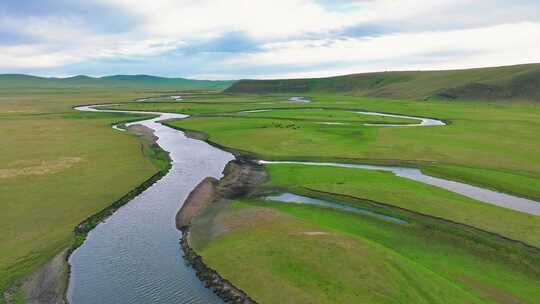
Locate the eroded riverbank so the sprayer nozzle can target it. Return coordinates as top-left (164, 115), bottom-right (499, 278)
top-left (176, 159), bottom-right (266, 303)
top-left (67, 105), bottom-right (233, 303)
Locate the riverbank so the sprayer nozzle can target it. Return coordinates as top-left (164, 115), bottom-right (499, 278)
top-left (3, 250), bottom-right (68, 304)
top-left (176, 159), bottom-right (266, 303)
top-left (67, 104), bottom-right (233, 303)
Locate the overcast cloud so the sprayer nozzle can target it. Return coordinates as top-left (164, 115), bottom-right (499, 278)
top-left (1, 0), bottom-right (539, 79)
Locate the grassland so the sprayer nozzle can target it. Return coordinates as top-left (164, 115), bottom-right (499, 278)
top-left (264, 164), bottom-right (540, 247)
top-left (3, 66), bottom-right (540, 303)
top-left (226, 63), bottom-right (540, 101)
top-left (120, 95), bottom-right (540, 202)
top-left (0, 87), bottom-right (198, 296)
top-left (111, 94), bottom-right (540, 219)
top-left (191, 199), bottom-right (540, 304)
top-left (113, 91), bottom-right (540, 302)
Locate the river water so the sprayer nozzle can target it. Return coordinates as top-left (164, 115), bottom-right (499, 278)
top-left (239, 107), bottom-right (445, 127)
top-left (265, 193), bottom-right (407, 224)
top-left (69, 105), bottom-right (233, 304)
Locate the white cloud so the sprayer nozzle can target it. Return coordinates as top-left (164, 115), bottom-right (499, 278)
top-left (100, 0), bottom-right (372, 40)
top-left (1, 0), bottom-right (539, 76)
top-left (222, 22), bottom-right (540, 73)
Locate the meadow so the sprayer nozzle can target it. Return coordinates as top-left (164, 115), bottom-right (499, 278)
top-left (154, 91), bottom-right (540, 303)
top-left (0, 88), bottom-right (182, 295)
top-left (3, 79), bottom-right (540, 303)
top-left (264, 164), bottom-right (540, 247)
top-left (191, 199), bottom-right (540, 304)
top-left (111, 94), bottom-right (540, 201)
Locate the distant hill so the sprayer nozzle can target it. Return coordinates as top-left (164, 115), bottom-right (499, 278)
top-left (0, 74), bottom-right (235, 90)
top-left (226, 63), bottom-right (540, 101)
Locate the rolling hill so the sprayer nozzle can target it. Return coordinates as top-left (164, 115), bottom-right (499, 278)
top-left (226, 63), bottom-right (540, 101)
top-left (0, 74), bottom-right (235, 90)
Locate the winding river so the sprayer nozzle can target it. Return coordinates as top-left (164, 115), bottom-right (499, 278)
top-left (239, 108), bottom-right (444, 126)
top-left (69, 101), bottom-right (539, 304)
top-left (70, 105), bottom-right (233, 304)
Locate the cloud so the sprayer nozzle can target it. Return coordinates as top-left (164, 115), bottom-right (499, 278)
top-left (221, 22), bottom-right (540, 77)
top-left (0, 0), bottom-right (539, 78)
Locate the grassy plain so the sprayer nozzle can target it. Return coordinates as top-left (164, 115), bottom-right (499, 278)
top-left (0, 88), bottom-right (176, 295)
top-left (122, 95), bottom-right (540, 201)
top-left (192, 200), bottom-right (540, 304)
top-left (161, 92), bottom-right (540, 302)
top-left (264, 164), bottom-right (540, 247)
top-left (4, 84), bottom-right (539, 302)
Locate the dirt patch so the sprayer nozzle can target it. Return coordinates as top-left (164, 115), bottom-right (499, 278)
top-left (216, 159), bottom-right (267, 199)
top-left (0, 157), bottom-right (81, 179)
top-left (176, 159), bottom-right (267, 229)
top-left (176, 177), bottom-right (219, 229)
top-left (215, 207), bottom-right (281, 234)
top-left (459, 275), bottom-right (526, 304)
top-left (3, 250), bottom-right (68, 304)
top-left (128, 124), bottom-right (158, 143)
top-left (21, 249), bottom-right (68, 304)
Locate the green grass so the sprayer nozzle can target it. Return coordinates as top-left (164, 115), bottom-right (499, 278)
top-left (3, 85), bottom-right (540, 302)
top-left (235, 108), bottom-right (418, 124)
top-left (0, 89), bottom-right (173, 294)
top-left (264, 164), bottom-right (540, 247)
top-left (192, 200), bottom-right (540, 304)
top-left (226, 63), bottom-right (540, 101)
top-left (139, 95), bottom-right (540, 202)
top-left (107, 100), bottom-right (315, 115)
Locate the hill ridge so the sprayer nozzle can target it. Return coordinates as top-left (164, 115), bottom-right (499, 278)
top-left (0, 74), bottom-right (235, 90)
top-left (226, 63), bottom-right (540, 101)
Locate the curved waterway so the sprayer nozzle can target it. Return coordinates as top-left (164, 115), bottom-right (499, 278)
top-left (260, 161), bottom-right (540, 216)
top-left (239, 108), bottom-right (445, 127)
top-left (266, 193), bottom-right (407, 224)
top-left (258, 96), bottom-right (312, 104)
top-left (69, 104), bottom-right (232, 304)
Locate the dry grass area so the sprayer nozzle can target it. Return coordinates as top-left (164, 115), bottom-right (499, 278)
top-left (0, 157), bottom-right (82, 179)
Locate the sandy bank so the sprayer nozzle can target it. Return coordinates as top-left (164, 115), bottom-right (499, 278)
top-left (176, 177), bottom-right (218, 229)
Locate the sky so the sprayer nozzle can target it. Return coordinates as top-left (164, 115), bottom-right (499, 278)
top-left (1, 0), bottom-right (540, 79)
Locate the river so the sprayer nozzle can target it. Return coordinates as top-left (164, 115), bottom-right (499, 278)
top-left (69, 105), bottom-right (233, 304)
